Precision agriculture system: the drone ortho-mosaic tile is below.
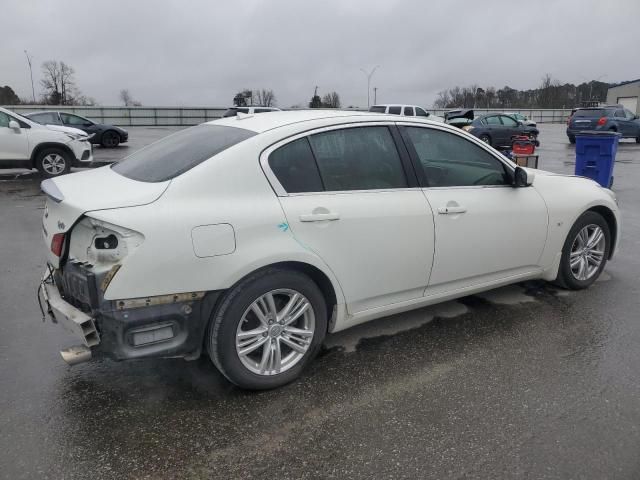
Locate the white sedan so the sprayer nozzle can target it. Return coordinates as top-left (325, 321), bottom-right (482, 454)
top-left (39, 110), bottom-right (620, 389)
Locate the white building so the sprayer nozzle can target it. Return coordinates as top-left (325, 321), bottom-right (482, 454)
top-left (606, 79), bottom-right (640, 114)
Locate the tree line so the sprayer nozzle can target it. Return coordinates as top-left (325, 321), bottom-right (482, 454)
top-left (433, 74), bottom-right (610, 109)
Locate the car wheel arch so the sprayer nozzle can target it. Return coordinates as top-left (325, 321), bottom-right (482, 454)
top-left (30, 142), bottom-right (74, 167)
top-left (213, 260), bottom-right (341, 334)
top-left (586, 205), bottom-right (618, 259)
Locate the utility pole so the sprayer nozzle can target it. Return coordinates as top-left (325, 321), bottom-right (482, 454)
top-left (24, 50), bottom-right (35, 103)
top-left (373, 87), bottom-right (378, 105)
top-left (360, 65), bottom-right (379, 108)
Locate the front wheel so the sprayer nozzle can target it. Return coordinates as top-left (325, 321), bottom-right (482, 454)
top-left (207, 269), bottom-right (327, 390)
top-left (555, 211), bottom-right (610, 290)
top-left (36, 148), bottom-right (71, 178)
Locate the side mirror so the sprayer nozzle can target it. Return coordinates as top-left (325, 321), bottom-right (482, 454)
top-left (516, 120), bottom-right (523, 126)
top-left (514, 166), bottom-right (534, 187)
top-left (8, 120), bottom-right (20, 131)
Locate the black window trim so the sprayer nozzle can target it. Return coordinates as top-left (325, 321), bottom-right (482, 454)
top-left (260, 121), bottom-right (420, 196)
top-left (396, 122), bottom-right (515, 189)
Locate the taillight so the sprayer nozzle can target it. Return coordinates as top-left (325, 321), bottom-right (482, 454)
top-left (51, 233), bottom-right (65, 257)
top-left (597, 117), bottom-right (607, 126)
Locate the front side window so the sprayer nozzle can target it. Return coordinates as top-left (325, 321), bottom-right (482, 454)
top-left (624, 109), bottom-right (636, 120)
top-left (500, 115), bottom-right (518, 127)
top-left (308, 126), bottom-right (407, 191)
top-left (0, 111), bottom-right (10, 128)
top-left (113, 124), bottom-right (256, 182)
top-left (254, 108), bottom-right (271, 113)
top-left (268, 138), bottom-right (323, 193)
top-left (388, 106), bottom-right (401, 115)
top-left (415, 108), bottom-right (429, 117)
top-left (403, 127), bottom-right (510, 187)
top-left (60, 113), bottom-right (91, 126)
top-left (403, 106), bottom-right (415, 116)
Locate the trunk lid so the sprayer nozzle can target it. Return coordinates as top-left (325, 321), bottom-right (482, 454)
top-left (41, 166), bottom-right (169, 267)
top-left (570, 108), bottom-right (605, 129)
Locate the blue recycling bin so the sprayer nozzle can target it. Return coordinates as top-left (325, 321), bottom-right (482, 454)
top-left (574, 131), bottom-right (621, 188)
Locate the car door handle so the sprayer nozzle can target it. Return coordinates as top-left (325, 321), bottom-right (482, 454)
top-left (437, 206), bottom-right (467, 215)
top-left (299, 212), bottom-right (341, 222)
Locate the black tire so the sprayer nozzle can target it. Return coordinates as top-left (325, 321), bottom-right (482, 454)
top-left (636, 136), bottom-right (639, 144)
top-left (555, 211), bottom-right (610, 290)
top-left (101, 130), bottom-right (120, 148)
top-left (479, 134), bottom-right (491, 146)
top-left (35, 147), bottom-right (71, 178)
top-left (207, 268), bottom-right (327, 390)
top-left (568, 136), bottom-right (576, 144)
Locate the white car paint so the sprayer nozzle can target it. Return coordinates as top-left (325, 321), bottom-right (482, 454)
top-left (370, 104), bottom-right (445, 122)
top-left (42, 111), bottom-right (619, 333)
top-left (0, 106), bottom-right (93, 171)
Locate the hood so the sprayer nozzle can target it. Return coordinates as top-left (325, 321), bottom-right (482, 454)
top-left (45, 124), bottom-right (91, 138)
top-left (41, 166), bottom-right (170, 267)
top-left (445, 109), bottom-right (474, 121)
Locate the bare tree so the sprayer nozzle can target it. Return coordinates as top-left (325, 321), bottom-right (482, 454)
top-left (255, 88), bottom-right (276, 107)
top-left (120, 89), bottom-right (132, 106)
top-left (41, 60), bottom-right (78, 105)
top-left (321, 91), bottom-right (341, 108)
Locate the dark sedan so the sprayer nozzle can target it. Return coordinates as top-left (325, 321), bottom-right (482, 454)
top-left (26, 111), bottom-right (128, 148)
top-left (464, 113), bottom-right (539, 149)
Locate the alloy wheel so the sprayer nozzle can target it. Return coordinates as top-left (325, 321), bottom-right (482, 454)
top-left (235, 289), bottom-right (315, 375)
top-left (570, 224), bottom-right (606, 281)
top-left (41, 153), bottom-right (66, 175)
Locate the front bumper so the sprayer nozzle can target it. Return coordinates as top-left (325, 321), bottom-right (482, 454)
top-left (39, 264), bottom-right (221, 363)
top-left (69, 139), bottom-right (93, 166)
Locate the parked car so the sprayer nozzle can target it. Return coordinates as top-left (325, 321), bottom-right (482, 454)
top-left (222, 106), bottom-right (282, 117)
top-left (566, 106), bottom-right (640, 144)
top-left (504, 112), bottom-right (537, 127)
top-left (465, 113), bottom-right (540, 148)
top-left (39, 110), bottom-right (619, 389)
top-left (445, 108), bottom-right (475, 128)
top-left (26, 111), bottom-right (129, 148)
top-left (0, 106), bottom-right (93, 177)
top-left (369, 104), bottom-right (445, 122)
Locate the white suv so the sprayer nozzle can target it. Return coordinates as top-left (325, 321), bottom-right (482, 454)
top-left (39, 110), bottom-right (619, 389)
top-left (0, 106), bottom-right (93, 177)
top-left (369, 104), bottom-right (444, 122)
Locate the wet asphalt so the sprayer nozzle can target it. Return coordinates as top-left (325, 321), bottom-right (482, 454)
top-left (1, 125), bottom-right (639, 479)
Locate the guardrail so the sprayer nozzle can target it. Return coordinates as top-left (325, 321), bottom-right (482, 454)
top-left (5, 105), bottom-right (573, 126)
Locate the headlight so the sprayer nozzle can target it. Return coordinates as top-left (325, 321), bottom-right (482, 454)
top-left (65, 133), bottom-right (84, 141)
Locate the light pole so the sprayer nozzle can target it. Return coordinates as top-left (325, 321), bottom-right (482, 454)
top-left (24, 50), bottom-right (35, 103)
top-left (360, 65), bottom-right (379, 108)
top-left (373, 87), bottom-right (378, 105)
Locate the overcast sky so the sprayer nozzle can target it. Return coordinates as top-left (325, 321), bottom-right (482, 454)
top-left (2, 0), bottom-right (638, 108)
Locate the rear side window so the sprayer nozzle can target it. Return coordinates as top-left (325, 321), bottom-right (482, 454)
top-left (485, 116), bottom-right (501, 125)
top-left (112, 124), bottom-right (256, 182)
top-left (388, 106), bottom-right (402, 115)
top-left (268, 138), bottom-right (323, 193)
top-left (369, 106), bottom-right (386, 113)
top-left (574, 109), bottom-right (604, 118)
top-left (0, 111), bottom-right (10, 128)
top-left (500, 115), bottom-right (518, 126)
top-left (308, 126), bottom-right (407, 191)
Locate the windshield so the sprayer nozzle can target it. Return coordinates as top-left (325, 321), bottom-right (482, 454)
top-left (574, 109), bottom-right (605, 118)
top-left (112, 124), bottom-right (256, 182)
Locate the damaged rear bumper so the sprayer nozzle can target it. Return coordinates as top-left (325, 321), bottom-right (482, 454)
top-left (39, 266), bottom-right (222, 364)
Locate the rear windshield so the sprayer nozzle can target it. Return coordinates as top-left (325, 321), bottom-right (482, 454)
top-left (112, 124), bottom-right (256, 182)
top-left (574, 109), bottom-right (605, 118)
top-left (369, 106), bottom-right (386, 113)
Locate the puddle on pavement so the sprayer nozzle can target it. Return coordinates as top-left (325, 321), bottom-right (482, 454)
top-left (476, 284), bottom-right (537, 305)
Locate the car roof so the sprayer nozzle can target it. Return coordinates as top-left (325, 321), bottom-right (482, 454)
top-left (210, 110), bottom-right (445, 133)
top-left (372, 104), bottom-right (423, 108)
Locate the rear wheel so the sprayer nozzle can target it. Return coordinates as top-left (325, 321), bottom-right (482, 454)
top-left (207, 269), bottom-right (327, 390)
top-left (101, 130), bottom-right (120, 148)
top-left (555, 211), bottom-right (610, 290)
top-left (479, 134), bottom-right (491, 146)
top-left (36, 148), bottom-right (71, 178)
